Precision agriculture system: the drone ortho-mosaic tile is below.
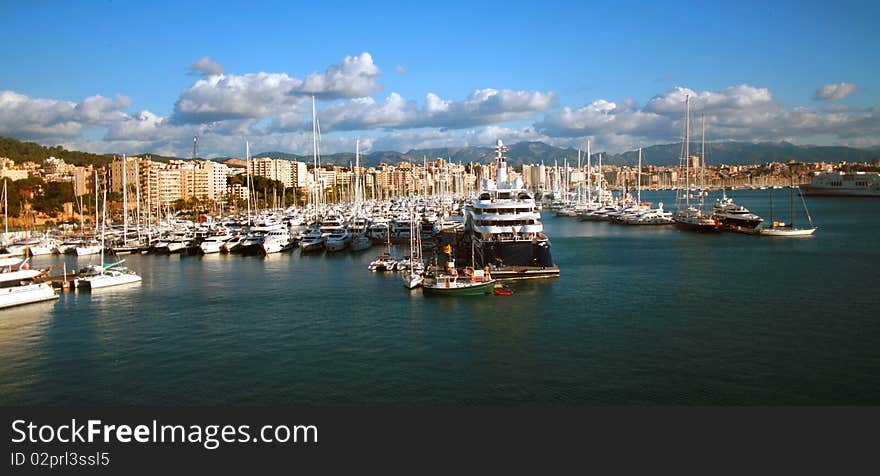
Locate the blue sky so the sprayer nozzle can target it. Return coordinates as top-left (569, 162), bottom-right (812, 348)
top-left (1, 0), bottom-right (877, 157)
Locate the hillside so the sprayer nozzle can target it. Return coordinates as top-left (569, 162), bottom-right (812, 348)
top-left (0, 137), bottom-right (115, 167)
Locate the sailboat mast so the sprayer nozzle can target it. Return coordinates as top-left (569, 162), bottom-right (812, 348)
top-left (245, 141), bottom-right (251, 224)
top-left (3, 179), bottom-right (7, 235)
top-left (637, 147), bottom-right (642, 205)
top-left (312, 96), bottom-right (319, 223)
top-left (100, 187), bottom-right (107, 274)
top-left (355, 138), bottom-right (360, 208)
top-left (586, 140), bottom-right (592, 204)
top-left (94, 168), bottom-right (99, 238)
top-left (684, 95), bottom-right (691, 207)
top-left (135, 159), bottom-right (141, 245)
top-left (123, 154), bottom-right (128, 244)
top-left (700, 113), bottom-right (706, 209)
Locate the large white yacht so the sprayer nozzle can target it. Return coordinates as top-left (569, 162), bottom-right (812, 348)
top-left (799, 171), bottom-right (880, 197)
top-left (463, 140), bottom-right (559, 279)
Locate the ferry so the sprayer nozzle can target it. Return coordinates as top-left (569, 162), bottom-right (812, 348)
top-left (464, 140), bottom-right (559, 279)
top-left (799, 171), bottom-right (880, 197)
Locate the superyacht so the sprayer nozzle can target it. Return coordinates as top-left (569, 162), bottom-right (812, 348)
top-left (464, 140), bottom-right (559, 279)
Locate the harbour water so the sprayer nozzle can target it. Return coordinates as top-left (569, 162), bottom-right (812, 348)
top-left (1, 190), bottom-right (878, 404)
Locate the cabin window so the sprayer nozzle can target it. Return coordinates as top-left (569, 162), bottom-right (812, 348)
top-left (498, 192), bottom-right (511, 199)
top-left (479, 193), bottom-right (491, 200)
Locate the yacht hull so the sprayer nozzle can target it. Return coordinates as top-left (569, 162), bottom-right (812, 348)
top-left (0, 283), bottom-right (58, 309)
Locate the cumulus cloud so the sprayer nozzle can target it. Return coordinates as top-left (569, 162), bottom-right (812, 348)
top-left (172, 52), bottom-right (383, 125)
top-left (0, 90), bottom-right (130, 139)
top-left (537, 83), bottom-right (880, 151)
top-left (172, 72), bottom-right (306, 124)
top-left (294, 88), bottom-right (555, 132)
top-left (295, 52), bottom-right (381, 99)
top-left (188, 56), bottom-right (225, 77)
top-left (814, 82), bottom-right (857, 101)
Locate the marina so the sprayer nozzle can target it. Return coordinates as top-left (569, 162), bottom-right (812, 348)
top-left (1, 189), bottom-right (878, 404)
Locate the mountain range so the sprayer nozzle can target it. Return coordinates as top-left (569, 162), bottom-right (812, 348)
top-left (248, 141), bottom-right (879, 168)
top-left (1, 136), bottom-right (877, 170)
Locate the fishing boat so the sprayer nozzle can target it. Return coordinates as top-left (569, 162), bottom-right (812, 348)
top-left (422, 244), bottom-right (496, 295)
top-left (422, 261), bottom-right (496, 296)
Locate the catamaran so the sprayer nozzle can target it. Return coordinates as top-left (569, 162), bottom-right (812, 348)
top-left (77, 189), bottom-right (142, 290)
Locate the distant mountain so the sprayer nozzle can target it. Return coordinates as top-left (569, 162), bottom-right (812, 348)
top-left (256, 141), bottom-right (877, 168)
top-left (1, 136), bottom-right (876, 170)
top-left (605, 142), bottom-right (879, 167)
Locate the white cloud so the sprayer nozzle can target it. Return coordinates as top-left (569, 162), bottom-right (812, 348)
top-left (302, 88), bottom-right (555, 132)
top-left (815, 82), bottom-right (857, 101)
top-left (188, 56), bottom-right (225, 77)
top-left (395, 65), bottom-right (407, 74)
top-left (173, 72), bottom-right (306, 124)
top-left (295, 52), bottom-right (381, 99)
top-left (0, 90), bottom-right (129, 139)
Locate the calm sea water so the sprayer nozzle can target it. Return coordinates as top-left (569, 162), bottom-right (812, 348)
top-left (1, 190), bottom-right (878, 405)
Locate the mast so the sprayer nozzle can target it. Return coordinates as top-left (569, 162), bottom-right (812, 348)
top-left (312, 96), bottom-right (319, 223)
top-left (100, 187), bottom-right (107, 274)
top-left (3, 179), bottom-right (7, 235)
top-left (700, 113), bottom-right (706, 210)
top-left (94, 168), bottom-right (99, 239)
top-left (355, 138), bottom-right (360, 208)
top-left (245, 141), bottom-right (251, 225)
top-left (598, 152), bottom-right (603, 204)
top-left (684, 95), bottom-right (691, 208)
top-left (135, 159), bottom-right (141, 245)
top-left (637, 147), bottom-right (642, 205)
top-left (586, 140), bottom-right (592, 204)
top-left (123, 154), bottom-right (128, 244)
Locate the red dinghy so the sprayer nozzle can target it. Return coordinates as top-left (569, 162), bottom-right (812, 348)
top-left (493, 288), bottom-right (512, 296)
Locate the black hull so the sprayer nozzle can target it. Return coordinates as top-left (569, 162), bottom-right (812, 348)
top-left (715, 217), bottom-right (763, 229)
top-left (673, 220), bottom-right (722, 233)
top-left (474, 239), bottom-right (555, 269)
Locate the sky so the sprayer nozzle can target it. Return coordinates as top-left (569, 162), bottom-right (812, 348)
top-left (1, 0), bottom-right (877, 158)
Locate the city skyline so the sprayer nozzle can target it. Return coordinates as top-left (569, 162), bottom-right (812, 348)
top-left (1, 0), bottom-right (877, 158)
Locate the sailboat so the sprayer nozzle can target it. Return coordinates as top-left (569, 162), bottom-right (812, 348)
top-left (77, 188), bottom-right (142, 290)
top-left (673, 102), bottom-right (721, 232)
top-left (402, 204), bottom-right (424, 289)
top-left (759, 180), bottom-right (817, 237)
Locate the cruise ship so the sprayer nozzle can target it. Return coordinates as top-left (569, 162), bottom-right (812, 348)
top-left (799, 171), bottom-right (880, 197)
top-left (464, 140), bottom-right (559, 279)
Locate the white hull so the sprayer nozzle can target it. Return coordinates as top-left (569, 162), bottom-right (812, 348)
top-left (350, 236), bottom-right (372, 252)
top-left (200, 242), bottom-right (223, 254)
top-left (325, 239), bottom-right (350, 252)
top-left (261, 240), bottom-right (289, 254)
top-left (75, 245), bottom-right (103, 256)
top-left (78, 271), bottom-right (142, 289)
top-left (0, 283), bottom-right (58, 309)
top-left (759, 227), bottom-right (817, 237)
top-left (403, 273), bottom-right (423, 289)
top-left (27, 246), bottom-right (54, 256)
